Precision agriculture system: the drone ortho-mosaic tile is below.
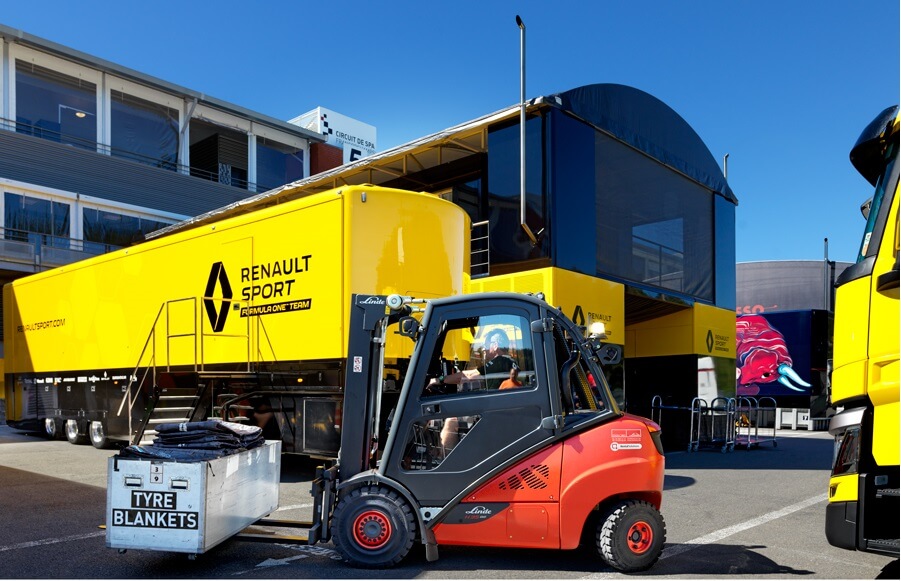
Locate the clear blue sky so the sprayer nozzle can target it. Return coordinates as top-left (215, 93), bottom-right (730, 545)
top-left (2, 1), bottom-right (898, 264)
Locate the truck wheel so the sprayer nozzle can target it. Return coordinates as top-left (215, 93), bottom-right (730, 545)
top-left (89, 421), bottom-right (112, 449)
top-left (597, 500), bottom-right (666, 572)
top-left (65, 420), bottom-right (88, 445)
top-left (44, 418), bottom-right (63, 440)
top-left (331, 485), bottom-right (416, 568)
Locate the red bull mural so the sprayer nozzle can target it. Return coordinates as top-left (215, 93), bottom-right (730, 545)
top-left (736, 314), bottom-right (811, 396)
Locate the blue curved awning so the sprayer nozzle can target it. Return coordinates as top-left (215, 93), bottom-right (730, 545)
top-left (547, 84), bottom-right (737, 204)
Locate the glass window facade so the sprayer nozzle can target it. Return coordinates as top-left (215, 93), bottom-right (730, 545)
top-left (4, 192), bottom-right (71, 247)
top-left (15, 61), bottom-right (97, 150)
top-left (110, 90), bottom-right (179, 170)
top-left (256, 138), bottom-right (305, 191)
top-left (82, 208), bottom-right (172, 252)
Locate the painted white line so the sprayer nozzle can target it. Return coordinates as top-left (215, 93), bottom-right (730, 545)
top-left (273, 502), bottom-right (313, 512)
top-left (582, 493), bottom-right (827, 579)
top-left (657, 493), bottom-right (828, 560)
top-left (0, 531), bottom-right (106, 552)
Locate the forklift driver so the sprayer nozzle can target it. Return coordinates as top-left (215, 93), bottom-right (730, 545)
top-left (441, 329), bottom-right (518, 390)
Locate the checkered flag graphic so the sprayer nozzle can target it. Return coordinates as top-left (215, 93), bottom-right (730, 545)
top-left (320, 114), bottom-right (333, 136)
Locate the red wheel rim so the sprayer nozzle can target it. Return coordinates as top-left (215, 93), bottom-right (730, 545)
top-left (352, 510), bottom-right (392, 549)
top-left (626, 520), bottom-right (653, 554)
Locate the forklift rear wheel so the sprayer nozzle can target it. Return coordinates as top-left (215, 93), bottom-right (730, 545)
top-left (65, 420), bottom-right (88, 445)
top-left (90, 421), bottom-right (112, 449)
top-left (597, 499), bottom-right (666, 572)
top-left (331, 485), bottom-right (416, 568)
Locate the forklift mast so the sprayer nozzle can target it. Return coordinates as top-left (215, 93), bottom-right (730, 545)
top-left (338, 294), bottom-right (410, 482)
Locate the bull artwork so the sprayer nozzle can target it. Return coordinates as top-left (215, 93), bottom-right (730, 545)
top-left (736, 314), bottom-right (811, 396)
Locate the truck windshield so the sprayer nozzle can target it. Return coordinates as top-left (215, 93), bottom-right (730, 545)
top-left (857, 138), bottom-right (898, 262)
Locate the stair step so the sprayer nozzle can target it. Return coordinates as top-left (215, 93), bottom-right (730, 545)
top-left (147, 417), bottom-right (190, 425)
top-left (151, 407), bottom-right (194, 413)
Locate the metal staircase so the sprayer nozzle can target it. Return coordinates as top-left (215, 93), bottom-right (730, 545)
top-left (117, 296), bottom-right (261, 446)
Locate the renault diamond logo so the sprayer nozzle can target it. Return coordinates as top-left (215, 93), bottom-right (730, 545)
top-left (571, 305), bottom-right (585, 327)
top-left (204, 262), bottom-right (232, 332)
top-left (706, 330), bottom-right (714, 353)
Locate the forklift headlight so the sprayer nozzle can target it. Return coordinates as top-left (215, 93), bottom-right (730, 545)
top-left (588, 322), bottom-right (607, 339)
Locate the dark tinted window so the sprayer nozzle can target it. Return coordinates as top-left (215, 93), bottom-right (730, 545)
top-left (595, 130), bottom-right (714, 301)
top-left (16, 62), bottom-right (96, 150)
top-left (111, 90), bottom-right (179, 170)
top-left (4, 192), bottom-right (70, 247)
top-left (256, 138), bottom-right (305, 191)
top-left (487, 117), bottom-right (549, 264)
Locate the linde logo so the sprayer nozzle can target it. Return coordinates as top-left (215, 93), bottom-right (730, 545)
top-left (464, 506), bottom-right (493, 516)
top-left (360, 296), bottom-right (385, 305)
top-left (204, 262), bottom-right (233, 332)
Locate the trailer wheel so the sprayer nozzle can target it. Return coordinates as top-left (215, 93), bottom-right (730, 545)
top-left (89, 421), bottom-right (112, 449)
top-left (597, 500), bottom-right (666, 572)
top-left (331, 485), bottom-right (416, 568)
top-left (44, 418), bottom-right (64, 440)
top-left (65, 420), bottom-right (88, 445)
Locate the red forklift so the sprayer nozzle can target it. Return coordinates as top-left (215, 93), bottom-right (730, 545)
top-left (300, 292), bottom-right (666, 572)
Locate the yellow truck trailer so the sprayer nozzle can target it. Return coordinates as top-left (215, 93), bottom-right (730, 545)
top-left (3, 185), bottom-right (469, 452)
top-left (826, 106), bottom-right (899, 556)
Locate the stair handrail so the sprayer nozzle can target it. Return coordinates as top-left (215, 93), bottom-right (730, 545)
top-left (198, 295), bottom-right (251, 372)
top-left (116, 302), bottom-right (167, 436)
top-left (256, 316), bottom-right (279, 368)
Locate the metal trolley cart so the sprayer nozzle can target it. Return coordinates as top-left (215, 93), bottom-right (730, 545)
top-left (734, 396), bottom-right (778, 449)
top-left (687, 397), bottom-right (735, 453)
top-left (651, 395), bottom-right (694, 449)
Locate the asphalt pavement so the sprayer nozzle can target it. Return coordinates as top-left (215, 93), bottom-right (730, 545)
top-left (0, 424), bottom-right (897, 579)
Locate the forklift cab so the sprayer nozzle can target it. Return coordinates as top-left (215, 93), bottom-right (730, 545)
top-left (381, 293), bottom-right (619, 508)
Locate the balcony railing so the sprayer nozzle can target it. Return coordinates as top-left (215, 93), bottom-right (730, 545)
top-left (1, 117), bottom-right (278, 193)
top-left (0, 227), bottom-right (121, 270)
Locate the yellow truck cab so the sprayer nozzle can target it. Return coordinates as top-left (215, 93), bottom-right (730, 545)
top-left (826, 106), bottom-right (899, 556)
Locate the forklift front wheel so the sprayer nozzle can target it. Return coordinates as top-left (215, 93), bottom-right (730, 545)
top-left (597, 499), bottom-right (666, 572)
top-left (331, 485), bottom-right (416, 568)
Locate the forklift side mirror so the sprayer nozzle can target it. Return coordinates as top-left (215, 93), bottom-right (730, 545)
top-left (397, 316), bottom-right (421, 340)
top-left (530, 318), bottom-right (554, 333)
top-left (540, 415), bottom-right (564, 430)
top-left (593, 342), bottom-right (622, 365)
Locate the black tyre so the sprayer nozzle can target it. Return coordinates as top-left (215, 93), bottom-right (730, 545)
top-left (331, 485), bottom-right (416, 568)
top-left (597, 500), bottom-right (666, 572)
top-left (89, 421), bottom-right (113, 449)
top-left (65, 420), bottom-right (88, 445)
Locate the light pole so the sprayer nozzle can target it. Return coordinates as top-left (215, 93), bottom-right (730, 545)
top-left (516, 15), bottom-right (539, 245)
